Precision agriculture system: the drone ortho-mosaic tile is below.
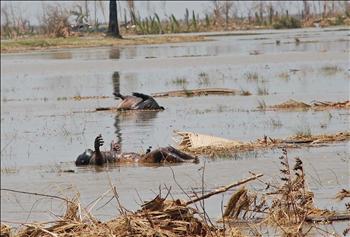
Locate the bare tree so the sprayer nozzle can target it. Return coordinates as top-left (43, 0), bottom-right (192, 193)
top-left (108, 0), bottom-right (121, 38)
top-left (303, 0), bottom-right (310, 19)
top-left (223, 1), bottom-right (233, 27)
top-left (127, 0), bottom-right (135, 25)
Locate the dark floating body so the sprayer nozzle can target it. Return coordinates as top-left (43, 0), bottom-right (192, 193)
top-left (75, 135), bottom-right (198, 166)
top-left (114, 92), bottom-right (164, 110)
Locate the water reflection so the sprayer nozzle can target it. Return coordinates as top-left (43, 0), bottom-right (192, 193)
top-left (109, 47), bottom-right (121, 59)
top-left (51, 51), bottom-right (72, 59)
top-left (112, 71), bottom-right (122, 145)
top-left (116, 110), bottom-right (159, 123)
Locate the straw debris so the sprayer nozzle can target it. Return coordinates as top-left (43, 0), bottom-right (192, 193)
top-left (266, 99), bottom-right (350, 111)
top-left (2, 173), bottom-right (265, 237)
top-left (221, 150), bottom-right (349, 236)
top-left (336, 189), bottom-right (350, 201)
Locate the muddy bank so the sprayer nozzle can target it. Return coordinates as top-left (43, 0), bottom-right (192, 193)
top-left (1, 34), bottom-right (207, 54)
top-left (175, 131), bottom-right (350, 156)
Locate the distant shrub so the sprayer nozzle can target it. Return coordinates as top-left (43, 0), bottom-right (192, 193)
top-left (273, 16), bottom-right (301, 29)
top-left (40, 5), bottom-right (71, 37)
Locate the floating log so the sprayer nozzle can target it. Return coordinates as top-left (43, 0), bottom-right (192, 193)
top-left (306, 213), bottom-right (350, 222)
top-left (152, 88), bottom-right (241, 97)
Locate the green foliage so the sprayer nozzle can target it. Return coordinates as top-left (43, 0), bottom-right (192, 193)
top-left (255, 12), bottom-right (261, 25)
top-left (205, 14), bottom-right (210, 28)
top-left (334, 14), bottom-right (344, 25)
top-left (154, 13), bottom-right (163, 34)
top-left (268, 5), bottom-right (274, 24)
top-left (170, 14), bottom-right (180, 33)
top-left (192, 10), bottom-right (197, 31)
top-left (273, 16), bottom-right (301, 29)
top-left (185, 8), bottom-right (189, 30)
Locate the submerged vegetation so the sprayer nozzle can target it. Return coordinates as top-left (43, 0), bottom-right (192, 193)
top-left (321, 64), bottom-right (342, 75)
top-left (171, 77), bottom-right (189, 86)
top-left (244, 72), bottom-right (259, 81)
top-left (256, 84), bottom-right (269, 95)
top-left (293, 124), bottom-right (312, 137)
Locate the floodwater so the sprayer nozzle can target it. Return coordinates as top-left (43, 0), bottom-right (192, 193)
top-left (1, 26), bottom-right (349, 234)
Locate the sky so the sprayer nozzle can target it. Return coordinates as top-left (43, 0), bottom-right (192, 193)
top-left (1, 1), bottom-right (212, 25)
top-left (1, 1), bottom-right (338, 26)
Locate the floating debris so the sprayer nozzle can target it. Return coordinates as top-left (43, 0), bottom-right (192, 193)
top-left (266, 99), bottom-right (350, 111)
top-left (174, 131), bottom-right (350, 156)
top-left (175, 131), bottom-right (243, 150)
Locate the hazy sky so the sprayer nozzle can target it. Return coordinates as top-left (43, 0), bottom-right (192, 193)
top-left (1, 1), bottom-right (210, 25)
top-left (1, 1), bottom-right (329, 26)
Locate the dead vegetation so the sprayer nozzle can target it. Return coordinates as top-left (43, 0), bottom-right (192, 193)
top-left (2, 152), bottom-right (349, 237)
top-left (175, 131), bottom-right (350, 157)
top-left (265, 99), bottom-right (350, 111)
top-left (336, 189), bottom-right (350, 201)
top-left (1, 173), bottom-right (262, 237)
top-left (221, 150), bottom-right (345, 236)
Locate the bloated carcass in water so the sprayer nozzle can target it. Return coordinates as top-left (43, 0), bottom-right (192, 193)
top-left (75, 135), bottom-right (198, 166)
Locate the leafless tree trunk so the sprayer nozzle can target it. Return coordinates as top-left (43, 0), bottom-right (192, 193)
top-left (85, 0), bottom-right (89, 21)
top-left (108, 0), bottom-right (121, 38)
top-left (127, 0), bottom-right (135, 25)
top-left (224, 1), bottom-right (233, 28)
top-left (303, 0), bottom-right (310, 19)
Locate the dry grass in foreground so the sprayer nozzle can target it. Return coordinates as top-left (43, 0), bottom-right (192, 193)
top-left (1, 151), bottom-right (349, 236)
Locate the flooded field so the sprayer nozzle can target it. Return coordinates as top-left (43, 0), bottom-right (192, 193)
top-left (1, 27), bottom-right (349, 234)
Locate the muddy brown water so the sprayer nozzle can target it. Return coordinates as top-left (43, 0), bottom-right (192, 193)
top-left (1, 27), bottom-right (349, 234)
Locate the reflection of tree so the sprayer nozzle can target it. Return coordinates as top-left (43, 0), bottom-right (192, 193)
top-left (112, 71), bottom-right (120, 94)
top-left (112, 71), bottom-right (161, 151)
top-left (109, 47), bottom-right (121, 59)
top-left (114, 110), bottom-right (160, 151)
top-left (52, 51), bottom-right (72, 59)
top-left (114, 114), bottom-right (122, 144)
top-left (117, 111), bottom-right (159, 124)
top-left (112, 71), bottom-right (122, 145)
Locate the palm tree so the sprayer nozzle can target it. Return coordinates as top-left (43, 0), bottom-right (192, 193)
top-left (108, 0), bottom-right (121, 38)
